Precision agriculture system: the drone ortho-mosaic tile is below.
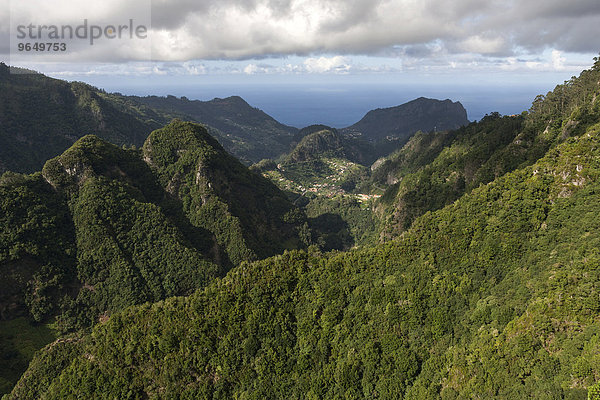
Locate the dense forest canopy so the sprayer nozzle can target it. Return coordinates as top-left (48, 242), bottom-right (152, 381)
top-left (1, 57), bottom-right (600, 398)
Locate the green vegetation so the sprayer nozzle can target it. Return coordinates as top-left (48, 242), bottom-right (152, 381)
top-left (0, 64), bottom-right (297, 174)
top-left (10, 115), bottom-right (600, 398)
top-left (0, 64), bottom-right (473, 177)
top-left (261, 157), bottom-right (369, 196)
top-left (372, 58), bottom-right (600, 238)
top-left (0, 318), bottom-right (58, 394)
top-left (304, 195), bottom-right (380, 249)
top-left (4, 58), bottom-right (600, 399)
top-left (143, 120), bottom-right (304, 262)
top-left (0, 171), bottom-right (76, 323)
top-left (341, 97), bottom-right (469, 143)
top-left (373, 114), bottom-right (526, 235)
top-left (129, 95), bottom-right (298, 164)
top-left (286, 128), bottom-right (378, 166)
top-left (5, 57), bottom-right (599, 400)
top-left (0, 63), bottom-right (156, 174)
top-left (0, 121), bottom-right (305, 394)
top-left (254, 128), bottom-right (379, 250)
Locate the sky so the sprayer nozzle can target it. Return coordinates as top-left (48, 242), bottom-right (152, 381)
top-left (1, 0), bottom-right (599, 124)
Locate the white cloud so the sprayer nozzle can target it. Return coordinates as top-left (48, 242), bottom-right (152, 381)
top-left (243, 64), bottom-right (260, 74)
top-left (152, 65), bottom-right (168, 75)
top-left (303, 56), bottom-right (350, 73)
top-left (551, 50), bottom-right (566, 70)
top-left (182, 61), bottom-right (206, 75)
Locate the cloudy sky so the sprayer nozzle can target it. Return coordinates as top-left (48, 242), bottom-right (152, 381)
top-left (2, 0), bottom-right (598, 79)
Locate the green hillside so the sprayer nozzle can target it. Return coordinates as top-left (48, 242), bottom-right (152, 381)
top-left (0, 121), bottom-right (305, 393)
top-left (342, 97), bottom-right (469, 144)
top-left (0, 65), bottom-right (297, 173)
top-left (0, 64), bottom-right (479, 176)
top-left (373, 114), bottom-right (526, 235)
top-left (142, 120), bottom-right (304, 263)
top-left (372, 59), bottom-right (600, 238)
top-left (129, 95), bottom-right (298, 164)
top-left (0, 63), bottom-right (157, 174)
top-left (6, 59), bottom-right (600, 399)
top-left (253, 127), bottom-right (380, 251)
top-left (286, 127), bottom-right (377, 166)
top-left (9, 113), bottom-right (600, 399)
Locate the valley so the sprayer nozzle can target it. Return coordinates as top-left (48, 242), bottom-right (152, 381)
top-left (1, 57), bottom-right (600, 399)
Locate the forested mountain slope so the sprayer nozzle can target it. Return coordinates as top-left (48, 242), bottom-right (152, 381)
top-left (286, 127), bottom-right (377, 166)
top-left (8, 61), bottom-right (600, 400)
top-left (372, 58), bottom-right (600, 238)
top-left (0, 121), bottom-right (304, 393)
top-left (0, 65), bottom-right (296, 173)
top-left (1, 62), bottom-right (472, 175)
top-left (342, 97), bottom-right (469, 143)
top-left (142, 120), bottom-right (304, 263)
top-left (128, 95), bottom-right (298, 164)
top-left (253, 126), bottom-right (380, 251)
top-left (0, 63), bottom-right (156, 174)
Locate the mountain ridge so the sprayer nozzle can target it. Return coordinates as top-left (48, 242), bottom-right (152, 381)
top-left (1, 63), bottom-right (473, 175)
top-left (0, 64), bottom-right (297, 173)
top-left (341, 96), bottom-right (469, 144)
top-left (9, 102), bottom-right (600, 398)
top-left (7, 59), bottom-right (600, 399)
top-left (125, 94), bottom-right (299, 164)
top-left (0, 120), bottom-right (307, 393)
